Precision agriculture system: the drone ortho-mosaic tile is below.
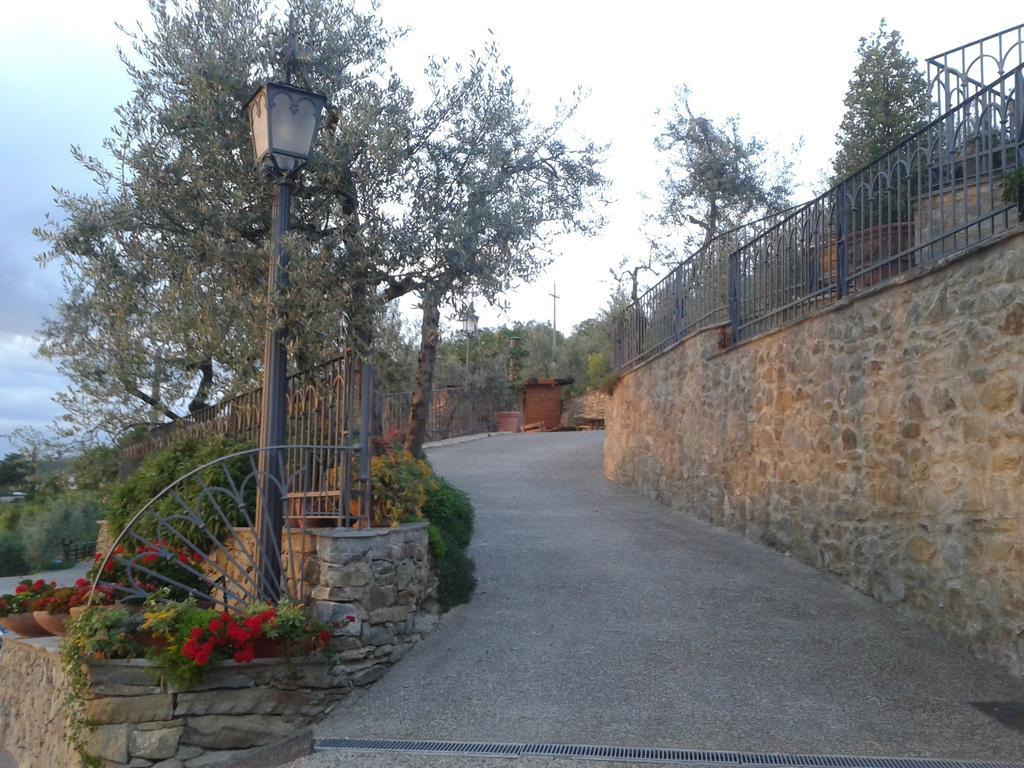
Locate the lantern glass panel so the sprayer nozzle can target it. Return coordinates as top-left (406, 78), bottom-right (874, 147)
top-left (248, 88), bottom-right (270, 161)
top-left (269, 86), bottom-right (322, 160)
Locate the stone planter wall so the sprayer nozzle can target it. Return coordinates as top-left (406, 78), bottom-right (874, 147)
top-left (310, 522), bottom-right (439, 673)
top-left (0, 637), bottom-right (319, 768)
top-left (0, 524), bottom-right (439, 767)
top-left (605, 228), bottom-right (1024, 675)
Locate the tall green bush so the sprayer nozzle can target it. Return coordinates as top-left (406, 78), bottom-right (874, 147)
top-left (423, 475), bottom-right (477, 610)
top-left (422, 477), bottom-right (474, 549)
top-left (106, 435), bottom-right (254, 545)
top-left (0, 530), bottom-right (29, 576)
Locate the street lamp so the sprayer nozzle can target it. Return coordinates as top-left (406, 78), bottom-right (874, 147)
top-left (460, 303), bottom-right (479, 335)
top-left (246, 81), bottom-right (327, 601)
top-left (460, 302), bottom-right (479, 381)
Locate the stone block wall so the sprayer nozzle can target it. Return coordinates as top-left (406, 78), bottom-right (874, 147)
top-left (0, 524), bottom-right (439, 767)
top-left (310, 523), bottom-right (439, 675)
top-left (605, 229), bottom-right (1024, 675)
top-left (0, 637), bottom-right (318, 768)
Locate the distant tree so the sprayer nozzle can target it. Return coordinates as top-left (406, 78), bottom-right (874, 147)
top-left (67, 445), bottom-right (120, 493)
top-left (654, 85), bottom-right (795, 256)
top-left (832, 20), bottom-right (930, 179)
top-left (609, 254), bottom-right (656, 304)
top-left (0, 453), bottom-right (32, 492)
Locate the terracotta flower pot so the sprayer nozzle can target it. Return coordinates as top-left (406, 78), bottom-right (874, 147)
top-left (0, 613), bottom-right (49, 638)
top-left (133, 630), bottom-right (167, 650)
top-left (253, 637), bottom-right (286, 658)
top-left (32, 611), bottom-right (69, 636)
top-left (294, 516), bottom-right (337, 529)
top-left (495, 411), bottom-right (521, 432)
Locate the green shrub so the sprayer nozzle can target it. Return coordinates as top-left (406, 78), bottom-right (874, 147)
top-left (599, 372), bottom-right (620, 396)
top-left (423, 477), bottom-right (474, 550)
top-left (0, 530), bottom-right (29, 576)
top-left (429, 525), bottom-right (476, 610)
top-left (106, 435), bottom-right (254, 545)
top-left (18, 493), bottom-right (102, 569)
top-left (371, 449), bottom-right (436, 525)
top-left (423, 476), bottom-right (476, 610)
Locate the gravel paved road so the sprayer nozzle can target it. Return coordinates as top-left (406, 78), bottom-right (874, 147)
top-left (294, 432), bottom-right (1024, 766)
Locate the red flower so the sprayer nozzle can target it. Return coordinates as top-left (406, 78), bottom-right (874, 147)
top-left (345, 614), bottom-right (356, 623)
top-left (208, 619), bottom-right (222, 633)
top-left (189, 627), bottom-right (203, 641)
top-left (194, 649), bottom-right (211, 666)
top-left (14, 584), bottom-right (28, 595)
top-left (319, 629), bottom-right (331, 645)
top-left (32, 580), bottom-right (45, 591)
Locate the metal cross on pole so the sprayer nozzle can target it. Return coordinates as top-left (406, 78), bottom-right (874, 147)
top-left (548, 282), bottom-right (560, 357)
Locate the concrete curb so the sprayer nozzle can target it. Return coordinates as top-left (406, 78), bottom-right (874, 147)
top-left (423, 432), bottom-right (515, 449)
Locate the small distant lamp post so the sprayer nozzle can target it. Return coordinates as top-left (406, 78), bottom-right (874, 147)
top-left (460, 302), bottom-right (479, 383)
top-left (246, 82), bottom-right (327, 601)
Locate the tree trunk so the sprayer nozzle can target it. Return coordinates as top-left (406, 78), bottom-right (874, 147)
top-left (404, 291), bottom-right (441, 458)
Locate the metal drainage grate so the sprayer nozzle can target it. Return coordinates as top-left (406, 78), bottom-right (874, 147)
top-left (315, 738), bottom-right (1024, 768)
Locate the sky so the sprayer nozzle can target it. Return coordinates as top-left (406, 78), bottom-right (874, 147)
top-left (0, 1), bottom-right (1018, 453)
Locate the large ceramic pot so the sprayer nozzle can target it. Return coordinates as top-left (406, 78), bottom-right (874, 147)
top-left (495, 411), bottom-right (521, 433)
top-left (0, 612), bottom-right (49, 638)
top-left (32, 611), bottom-right (70, 636)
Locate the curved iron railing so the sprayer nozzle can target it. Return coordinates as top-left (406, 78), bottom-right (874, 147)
top-left (611, 209), bottom-right (796, 373)
top-left (613, 47), bottom-right (1023, 373)
top-left (91, 445), bottom-right (370, 609)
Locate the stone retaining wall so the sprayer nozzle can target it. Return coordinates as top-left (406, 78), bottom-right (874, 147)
top-left (0, 524), bottom-right (438, 767)
top-left (0, 637), bottom-right (319, 768)
top-left (605, 229), bottom-right (1024, 675)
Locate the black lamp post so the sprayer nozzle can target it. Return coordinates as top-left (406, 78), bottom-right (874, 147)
top-left (245, 81), bottom-right (327, 601)
top-left (460, 302), bottom-right (479, 383)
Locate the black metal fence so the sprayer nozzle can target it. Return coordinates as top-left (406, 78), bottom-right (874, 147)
top-left (378, 386), bottom-right (498, 444)
top-left (121, 356), bottom-right (498, 472)
top-left (612, 211), bottom-right (795, 372)
top-left (613, 30), bottom-right (1024, 373)
top-left (120, 352), bottom-right (369, 474)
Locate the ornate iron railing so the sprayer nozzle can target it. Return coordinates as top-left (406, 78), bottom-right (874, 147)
top-left (927, 23), bottom-right (1024, 114)
top-left (729, 64), bottom-right (1021, 343)
top-left (378, 386), bottom-right (498, 443)
top-left (611, 210), bottom-right (796, 372)
top-left (92, 445), bottom-right (371, 608)
top-left (613, 53), bottom-right (1023, 372)
top-left (121, 353), bottom-right (363, 472)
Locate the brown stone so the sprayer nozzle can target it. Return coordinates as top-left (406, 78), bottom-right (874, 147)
top-left (88, 723), bottom-right (131, 763)
top-left (899, 422), bottom-right (921, 439)
top-left (180, 715), bottom-right (298, 749)
top-left (129, 724), bottom-right (183, 761)
top-left (175, 687), bottom-right (319, 717)
top-left (87, 694), bottom-right (174, 724)
top-left (980, 379), bottom-right (1018, 412)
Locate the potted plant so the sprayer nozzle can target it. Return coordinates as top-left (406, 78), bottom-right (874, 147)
top-left (0, 580), bottom-right (56, 637)
top-left (369, 448), bottom-right (436, 527)
top-left (32, 586), bottom-right (76, 636)
top-left (68, 578), bottom-right (117, 619)
top-left (87, 540), bottom-right (211, 604)
top-left (244, 601), bottom-right (334, 658)
top-left (139, 599), bottom-right (333, 689)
